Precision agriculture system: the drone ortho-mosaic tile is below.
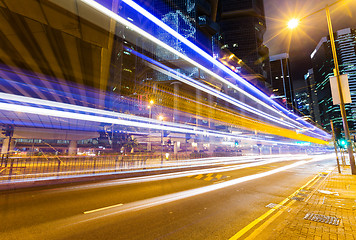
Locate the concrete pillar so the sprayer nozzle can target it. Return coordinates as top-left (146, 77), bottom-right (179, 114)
top-left (1, 137), bottom-right (15, 154)
top-left (68, 140), bottom-right (77, 155)
top-left (205, 142), bottom-right (213, 153)
top-left (174, 141), bottom-right (180, 154)
top-left (208, 94), bottom-right (213, 128)
top-left (147, 142), bottom-right (152, 151)
top-left (171, 81), bottom-right (181, 123)
top-left (196, 89), bottom-right (202, 126)
top-left (197, 143), bottom-right (204, 152)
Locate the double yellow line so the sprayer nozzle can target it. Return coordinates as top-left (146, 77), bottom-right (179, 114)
top-left (229, 173), bottom-right (323, 240)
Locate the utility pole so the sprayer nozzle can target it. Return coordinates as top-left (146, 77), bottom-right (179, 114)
top-left (326, 5), bottom-right (356, 174)
top-left (330, 120), bottom-right (341, 173)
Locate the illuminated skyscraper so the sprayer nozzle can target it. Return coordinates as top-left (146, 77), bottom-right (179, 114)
top-left (269, 53), bottom-right (295, 112)
top-left (304, 69), bottom-right (321, 125)
top-left (154, 0), bottom-right (219, 58)
top-left (311, 28), bottom-right (356, 130)
top-left (219, 0), bottom-right (270, 84)
top-left (295, 90), bottom-right (310, 117)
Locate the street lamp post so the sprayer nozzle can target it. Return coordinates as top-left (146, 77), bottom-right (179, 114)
top-left (158, 115), bottom-right (164, 166)
top-left (288, 1), bottom-right (356, 175)
top-left (148, 105), bottom-right (151, 119)
top-left (147, 100), bottom-right (154, 152)
top-left (148, 99), bottom-right (154, 119)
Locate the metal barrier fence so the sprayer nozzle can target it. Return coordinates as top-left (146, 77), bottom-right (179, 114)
top-left (0, 152), bottom-right (242, 183)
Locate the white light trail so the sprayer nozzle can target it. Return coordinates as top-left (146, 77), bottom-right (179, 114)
top-left (74, 154), bottom-right (334, 222)
top-left (146, 62), bottom-right (298, 129)
top-left (24, 154), bottom-right (307, 192)
top-left (110, 0), bottom-right (329, 138)
top-left (0, 92), bottom-right (317, 145)
top-left (80, 0), bottom-right (329, 138)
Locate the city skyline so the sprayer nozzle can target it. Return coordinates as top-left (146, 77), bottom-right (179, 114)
top-left (1, 2), bottom-right (354, 240)
top-left (264, 0), bottom-right (356, 89)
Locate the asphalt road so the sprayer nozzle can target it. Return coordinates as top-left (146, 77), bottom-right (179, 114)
top-left (0, 154), bottom-right (336, 240)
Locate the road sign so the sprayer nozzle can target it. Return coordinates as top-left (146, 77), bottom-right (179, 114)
top-left (329, 74), bottom-right (351, 105)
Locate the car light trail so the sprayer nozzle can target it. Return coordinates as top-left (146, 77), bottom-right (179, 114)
top-left (0, 92), bottom-right (328, 144)
top-left (13, 154), bottom-right (309, 190)
top-left (73, 154), bottom-right (333, 223)
top-left (133, 48), bottom-right (299, 130)
top-left (80, 0), bottom-right (330, 140)
top-left (147, 61), bottom-right (329, 140)
top-left (118, 0), bottom-right (329, 138)
top-left (84, 203), bottom-right (123, 214)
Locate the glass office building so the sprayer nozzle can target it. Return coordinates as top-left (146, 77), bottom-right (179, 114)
top-left (311, 28), bottom-right (356, 131)
top-left (219, 0), bottom-right (270, 85)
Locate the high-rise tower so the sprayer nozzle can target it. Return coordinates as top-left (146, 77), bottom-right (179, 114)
top-left (269, 53), bottom-right (295, 112)
top-left (219, 0), bottom-right (270, 84)
top-left (311, 28), bottom-right (356, 131)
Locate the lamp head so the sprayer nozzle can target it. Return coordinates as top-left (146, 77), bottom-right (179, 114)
top-left (288, 18), bottom-right (299, 29)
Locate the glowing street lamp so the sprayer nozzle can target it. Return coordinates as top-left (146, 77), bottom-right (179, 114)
top-left (147, 100), bottom-right (155, 151)
top-left (287, 0), bottom-right (356, 175)
top-left (147, 100), bottom-right (154, 119)
top-left (287, 18), bottom-right (299, 30)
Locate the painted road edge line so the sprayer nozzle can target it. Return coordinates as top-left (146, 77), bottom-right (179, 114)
top-left (229, 172), bottom-right (324, 240)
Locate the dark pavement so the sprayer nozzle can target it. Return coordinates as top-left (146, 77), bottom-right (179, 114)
top-left (0, 154), bottom-right (336, 240)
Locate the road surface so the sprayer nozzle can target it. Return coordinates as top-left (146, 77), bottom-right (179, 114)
top-left (0, 154), bottom-right (336, 240)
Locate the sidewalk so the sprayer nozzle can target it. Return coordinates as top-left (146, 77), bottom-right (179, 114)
top-left (256, 166), bottom-right (356, 240)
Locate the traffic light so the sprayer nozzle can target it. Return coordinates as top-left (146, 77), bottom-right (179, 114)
top-left (339, 139), bottom-right (347, 148)
top-left (334, 127), bottom-right (342, 140)
top-left (234, 140), bottom-right (239, 146)
top-left (2, 125), bottom-right (14, 137)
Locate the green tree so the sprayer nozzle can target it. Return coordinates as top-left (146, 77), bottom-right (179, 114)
top-left (124, 136), bottom-right (138, 153)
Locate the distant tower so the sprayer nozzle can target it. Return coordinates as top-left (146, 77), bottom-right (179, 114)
top-left (304, 69), bottom-right (321, 125)
top-left (219, 0), bottom-right (270, 84)
top-left (269, 53), bottom-right (295, 112)
top-left (295, 90), bottom-right (310, 116)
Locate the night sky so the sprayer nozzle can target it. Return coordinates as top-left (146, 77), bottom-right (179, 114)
top-left (264, 0), bottom-right (356, 92)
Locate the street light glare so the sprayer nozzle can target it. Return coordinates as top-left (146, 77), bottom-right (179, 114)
top-left (158, 115), bottom-right (164, 121)
top-left (288, 18), bottom-right (299, 29)
top-left (149, 100), bottom-right (154, 105)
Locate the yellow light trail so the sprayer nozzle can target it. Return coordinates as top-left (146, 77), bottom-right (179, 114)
top-left (143, 84), bottom-right (328, 145)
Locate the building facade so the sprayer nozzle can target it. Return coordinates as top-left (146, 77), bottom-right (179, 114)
top-left (219, 0), bottom-right (270, 85)
top-left (295, 90), bottom-right (310, 117)
top-left (310, 28), bottom-right (356, 131)
top-left (269, 53), bottom-right (295, 112)
top-left (304, 69), bottom-right (321, 125)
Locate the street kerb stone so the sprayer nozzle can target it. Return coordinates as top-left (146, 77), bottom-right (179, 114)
top-left (254, 166), bottom-right (356, 240)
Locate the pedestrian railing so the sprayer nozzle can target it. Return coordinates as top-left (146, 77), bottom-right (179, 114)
top-left (0, 152), bottom-right (243, 183)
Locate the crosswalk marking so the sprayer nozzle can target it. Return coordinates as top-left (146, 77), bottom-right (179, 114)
top-left (195, 174), bottom-right (204, 180)
top-left (188, 173), bottom-right (230, 182)
top-left (205, 176), bottom-right (214, 181)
